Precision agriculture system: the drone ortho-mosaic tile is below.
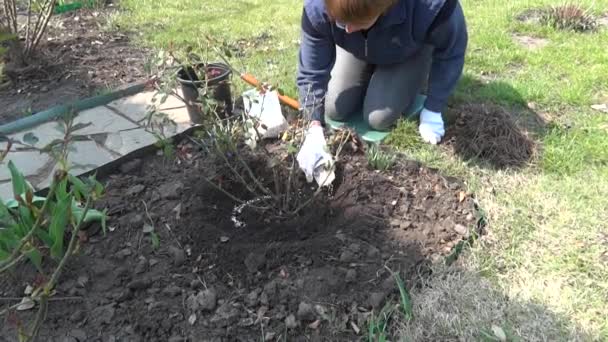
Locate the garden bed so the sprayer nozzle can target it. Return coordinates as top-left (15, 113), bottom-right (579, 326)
top-left (0, 4), bottom-right (147, 125)
top-left (1, 136), bottom-right (479, 341)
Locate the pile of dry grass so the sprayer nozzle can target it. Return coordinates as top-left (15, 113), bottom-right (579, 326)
top-left (540, 4), bottom-right (598, 33)
top-left (447, 103), bottom-right (536, 169)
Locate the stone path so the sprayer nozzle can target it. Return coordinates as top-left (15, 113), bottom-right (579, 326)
top-left (0, 90), bottom-right (190, 199)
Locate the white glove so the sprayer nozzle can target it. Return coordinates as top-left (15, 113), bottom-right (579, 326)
top-left (419, 108), bottom-right (445, 145)
top-left (296, 125), bottom-right (335, 186)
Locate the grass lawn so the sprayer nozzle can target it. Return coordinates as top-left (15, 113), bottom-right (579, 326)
top-left (116, 0), bottom-right (608, 339)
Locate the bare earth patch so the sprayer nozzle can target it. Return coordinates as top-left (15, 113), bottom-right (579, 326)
top-left (513, 34), bottom-right (549, 50)
top-left (0, 139), bottom-right (479, 341)
top-left (0, 5), bottom-right (148, 125)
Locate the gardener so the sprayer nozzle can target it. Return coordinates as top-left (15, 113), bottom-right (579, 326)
top-left (296, 0), bottom-right (468, 183)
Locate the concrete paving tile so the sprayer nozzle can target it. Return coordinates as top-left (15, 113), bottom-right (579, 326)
top-left (8, 120), bottom-right (66, 149)
top-left (74, 106), bottom-right (139, 135)
top-left (66, 141), bottom-right (115, 174)
top-left (34, 141), bottom-right (116, 190)
top-left (155, 106), bottom-right (192, 135)
top-left (106, 91), bottom-right (156, 123)
top-left (104, 128), bottom-right (158, 156)
top-left (0, 181), bottom-right (14, 200)
top-left (0, 151), bottom-right (54, 182)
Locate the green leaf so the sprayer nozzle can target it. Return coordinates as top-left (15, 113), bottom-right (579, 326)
top-left (100, 209), bottom-right (108, 235)
top-left (70, 122), bottom-right (92, 133)
top-left (55, 177), bottom-right (70, 202)
top-left (23, 132), bottom-right (39, 145)
top-left (150, 232), bottom-right (160, 249)
top-left (68, 174), bottom-right (88, 202)
top-left (393, 272), bottom-right (414, 321)
top-left (0, 228), bottom-right (19, 250)
top-left (71, 135), bottom-right (92, 142)
top-left (8, 161), bottom-right (31, 198)
top-left (34, 227), bottom-right (53, 247)
top-left (40, 138), bottom-right (65, 153)
top-left (0, 246), bottom-right (9, 260)
top-left (49, 193), bottom-right (71, 259)
top-left (25, 247), bottom-right (43, 272)
top-left (0, 199), bottom-right (14, 225)
top-left (18, 206), bottom-right (35, 233)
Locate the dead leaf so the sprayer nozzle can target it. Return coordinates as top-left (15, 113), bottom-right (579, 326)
top-left (220, 236), bottom-right (230, 243)
top-left (491, 325), bottom-right (507, 341)
top-left (591, 104), bottom-right (608, 113)
top-left (17, 297), bottom-right (35, 311)
top-left (459, 191), bottom-right (467, 202)
top-left (142, 224), bottom-right (154, 234)
top-left (173, 203), bottom-right (182, 220)
top-left (308, 320), bottom-right (321, 329)
top-left (24, 285), bottom-right (33, 295)
top-left (279, 268), bottom-right (289, 278)
top-left (350, 321), bottom-right (361, 334)
top-left (188, 313), bottom-right (197, 325)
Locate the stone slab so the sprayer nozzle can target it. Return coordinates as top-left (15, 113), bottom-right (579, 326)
top-left (65, 141), bottom-right (115, 175)
top-left (107, 90), bottom-right (189, 128)
top-left (8, 120), bottom-right (66, 149)
top-left (104, 128), bottom-right (158, 156)
top-left (0, 151), bottom-right (54, 182)
top-left (0, 181), bottom-right (14, 200)
top-left (74, 106), bottom-right (139, 135)
top-left (107, 91), bottom-right (156, 123)
top-left (33, 141), bottom-right (116, 190)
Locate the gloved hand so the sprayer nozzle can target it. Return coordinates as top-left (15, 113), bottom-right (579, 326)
top-left (418, 108), bottom-right (445, 145)
top-left (296, 124), bottom-right (335, 186)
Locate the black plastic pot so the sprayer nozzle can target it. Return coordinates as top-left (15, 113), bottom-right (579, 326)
top-left (176, 62), bottom-right (233, 123)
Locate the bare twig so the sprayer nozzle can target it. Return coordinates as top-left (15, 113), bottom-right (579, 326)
top-left (25, 0), bottom-right (32, 48)
top-left (27, 0), bottom-right (58, 57)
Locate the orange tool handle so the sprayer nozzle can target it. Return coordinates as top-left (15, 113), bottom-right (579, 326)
top-left (240, 73), bottom-right (301, 111)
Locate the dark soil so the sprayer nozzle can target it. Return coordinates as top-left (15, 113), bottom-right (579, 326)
top-left (0, 3), bottom-right (148, 125)
top-left (0, 139), bottom-right (478, 341)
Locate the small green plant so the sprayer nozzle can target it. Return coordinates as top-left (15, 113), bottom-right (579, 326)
top-left (368, 301), bottom-right (396, 342)
top-left (385, 119), bottom-right (424, 151)
top-left (0, 114), bottom-right (107, 342)
top-left (540, 4), bottom-right (598, 32)
top-left (366, 144), bottom-right (396, 171)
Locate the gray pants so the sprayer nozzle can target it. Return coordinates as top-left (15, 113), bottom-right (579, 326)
top-left (325, 45), bottom-right (433, 131)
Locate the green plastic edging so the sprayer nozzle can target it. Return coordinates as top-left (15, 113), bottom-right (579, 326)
top-left (0, 82), bottom-right (147, 135)
top-left (54, 1), bottom-right (97, 14)
top-left (54, 2), bottom-right (83, 14)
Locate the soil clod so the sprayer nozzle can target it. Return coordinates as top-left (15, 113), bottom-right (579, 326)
top-left (158, 181), bottom-right (184, 200)
top-left (245, 251), bottom-right (267, 273)
top-left (168, 246), bottom-right (186, 266)
top-left (454, 224), bottom-right (468, 236)
top-left (127, 278), bottom-right (152, 291)
top-left (345, 269), bottom-right (357, 283)
top-left (285, 314), bottom-right (298, 329)
top-left (368, 292), bottom-right (388, 310)
top-left (197, 288), bottom-right (218, 311)
top-left (297, 302), bottom-right (316, 321)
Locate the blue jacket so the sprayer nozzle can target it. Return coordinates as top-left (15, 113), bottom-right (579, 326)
top-left (296, 0), bottom-right (468, 121)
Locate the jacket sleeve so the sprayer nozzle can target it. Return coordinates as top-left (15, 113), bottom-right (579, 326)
top-left (424, 1), bottom-right (467, 113)
top-left (296, 7), bottom-right (336, 122)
